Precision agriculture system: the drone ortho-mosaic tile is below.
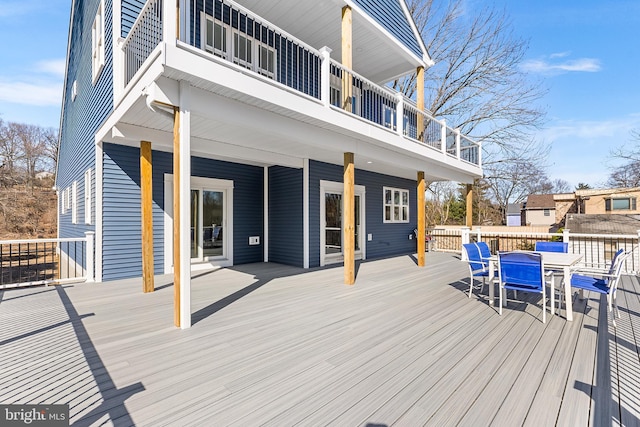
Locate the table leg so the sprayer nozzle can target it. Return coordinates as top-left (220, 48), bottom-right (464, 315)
top-left (550, 274), bottom-right (555, 316)
top-left (564, 266), bottom-right (573, 321)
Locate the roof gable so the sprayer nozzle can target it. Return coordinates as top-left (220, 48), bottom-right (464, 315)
top-left (351, 0), bottom-right (425, 59)
top-left (525, 194), bottom-right (555, 209)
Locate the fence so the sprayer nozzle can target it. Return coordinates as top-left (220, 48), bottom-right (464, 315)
top-left (0, 232), bottom-right (94, 289)
top-left (429, 227), bottom-right (640, 275)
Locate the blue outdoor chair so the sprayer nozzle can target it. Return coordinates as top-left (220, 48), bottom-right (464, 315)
top-left (498, 252), bottom-right (552, 323)
top-left (534, 241), bottom-right (568, 253)
top-left (462, 243), bottom-right (492, 298)
top-left (562, 248), bottom-right (629, 327)
top-left (475, 241), bottom-right (492, 260)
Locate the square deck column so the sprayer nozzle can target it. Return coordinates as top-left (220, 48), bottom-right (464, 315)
top-left (466, 183), bottom-right (473, 228)
top-left (173, 81), bottom-right (192, 329)
top-left (344, 152), bottom-right (355, 285)
top-left (417, 171), bottom-right (425, 267)
top-left (140, 141), bottom-right (154, 292)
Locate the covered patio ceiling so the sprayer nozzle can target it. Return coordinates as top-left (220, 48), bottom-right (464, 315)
top-left (222, 0), bottom-right (424, 83)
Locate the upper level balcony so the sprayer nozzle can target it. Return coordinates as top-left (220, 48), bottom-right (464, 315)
top-left (111, 0), bottom-right (481, 181)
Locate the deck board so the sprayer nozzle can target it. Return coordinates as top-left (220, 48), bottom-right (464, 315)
top-left (1, 252), bottom-right (639, 426)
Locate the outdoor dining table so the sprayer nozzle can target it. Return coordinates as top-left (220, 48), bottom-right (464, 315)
top-left (487, 251), bottom-right (584, 321)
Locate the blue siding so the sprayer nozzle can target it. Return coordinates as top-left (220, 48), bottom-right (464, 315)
top-left (352, 0), bottom-right (423, 59)
top-left (268, 166), bottom-right (303, 267)
top-left (57, 0), bottom-right (114, 268)
top-left (309, 160), bottom-right (417, 268)
top-left (102, 144), bottom-right (264, 281)
top-left (121, 0), bottom-right (145, 37)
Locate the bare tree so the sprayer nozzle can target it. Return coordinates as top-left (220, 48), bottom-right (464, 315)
top-left (608, 129), bottom-right (640, 188)
top-left (14, 123), bottom-right (48, 188)
top-left (425, 181), bottom-right (459, 225)
top-left (0, 120), bottom-right (25, 186)
top-left (398, 0), bottom-right (546, 161)
top-left (483, 159), bottom-right (554, 224)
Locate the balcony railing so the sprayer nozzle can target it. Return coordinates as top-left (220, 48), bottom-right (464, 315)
top-left (0, 233), bottom-right (95, 289)
top-left (122, 0), bottom-right (163, 85)
top-left (121, 0), bottom-right (481, 167)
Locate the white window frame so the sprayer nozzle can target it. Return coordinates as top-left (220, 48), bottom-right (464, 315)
top-left (92, 0), bottom-right (105, 84)
top-left (61, 188), bottom-right (66, 214)
top-left (62, 187), bottom-right (71, 214)
top-left (383, 187), bottom-right (410, 223)
top-left (256, 43), bottom-right (276, 80)
top-left (201, 13), bottom-right (229, 59)
top-left (232, 30), bottom-right (253, 69)
top-left (71, 181), bottom-right (78, 224)
top-left (84, 169), bottom-right (92, 224)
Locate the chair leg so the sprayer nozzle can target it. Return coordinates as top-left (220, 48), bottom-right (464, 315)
top-left (499, 285), bottom-right (503, 316)
top-left (613, 290), bottom-right (621, 319)
top-left (542, 287), bottom-right (546, 323)
top-left (468, 275), bottom-right (474, 298)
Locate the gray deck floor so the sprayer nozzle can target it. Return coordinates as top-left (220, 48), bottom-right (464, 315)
top-left (1, 252), bottom-right (639, 426)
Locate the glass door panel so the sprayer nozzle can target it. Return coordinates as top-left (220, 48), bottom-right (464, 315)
top-left (202, 190), bottom-right (224, 258)
top-left (325, 192), bottom-right (342, 255)
top-left (190, 190), bottom-right (199, 258)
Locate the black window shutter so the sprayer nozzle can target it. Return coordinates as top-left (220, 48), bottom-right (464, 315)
top-left (605, 199), bottom-right (611, 211)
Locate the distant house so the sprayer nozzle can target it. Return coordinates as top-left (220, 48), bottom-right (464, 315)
top-left (506, 203), bottom-right (522, 226)
top-left (565, 213), bottom-right (640, 235)
top-left (576, 187), bottom-right (640, 215)
top-left (36, 171), bottom-right (54, 180)
top-left (553, 192), bottom-right (577, 226)
top-left (522, 194), bottom-right (556, 228)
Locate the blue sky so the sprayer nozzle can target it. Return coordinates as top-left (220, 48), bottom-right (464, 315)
top-left (0, 0), bottom-right (639, 189)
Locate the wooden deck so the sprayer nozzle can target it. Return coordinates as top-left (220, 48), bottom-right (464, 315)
top-left (1, 252), bottom-right (639, 426)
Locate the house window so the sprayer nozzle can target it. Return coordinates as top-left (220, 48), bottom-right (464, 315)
top-left (543, 209), bottom-right (550, 216)
top-left (605, 197), bottom-right (637, 211)
top-left (203, 14), bottom-right (227, 58)
top-left (71, 181), bottom-right (78, 224)
top-left (92, 0), bottom-right (105, 83)
top-left (257, 44), bottom-right (276, 79)
top-left (62, 187), bottom-right (71, 214)
top-left (233, 31), bottom-right (252, 69)
top-left (384, 187), bottom-right (409, 223)
top-left (84, 169), bottom-right (92, 224)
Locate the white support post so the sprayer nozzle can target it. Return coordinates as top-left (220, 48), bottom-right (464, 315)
top-left (85, 231), bottom-right (95, 282)
top-left (455, 128), bottom-right (461, 159)
top-left (179, 80), bottom-right (192, 329)
top-left (475, 226), bottom-right (482, 243)
top-left (441, 120), bottom-right (447, 154)
top-left (563, 228), bottom-right (570, 244)
top-left (395, 93), bottom-right (404, 137)
top-left (320, 47), bottom-right (332, 107)
top-left (164, 0), bottom-right (178, 46)
top-left (461, 227), bottom-right (470, 260)
top-left (461, 227), bottom-right (470, 244)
